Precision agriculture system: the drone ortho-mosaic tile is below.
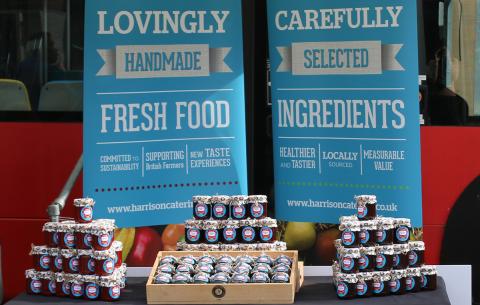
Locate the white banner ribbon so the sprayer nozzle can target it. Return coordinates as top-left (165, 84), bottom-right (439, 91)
top-left (97, 44), bottom-right (232, 79)
top-left (277, 41), bottom-right (404, 75)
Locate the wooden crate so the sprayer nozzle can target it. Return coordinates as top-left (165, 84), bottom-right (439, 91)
top-left (146, 250), bottom-right (300, 304)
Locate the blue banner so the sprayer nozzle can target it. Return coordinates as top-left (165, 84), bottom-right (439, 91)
top-left (84, 0), bottom-right (248, 227)
top-left (267, 0), bottom-right (423, 226)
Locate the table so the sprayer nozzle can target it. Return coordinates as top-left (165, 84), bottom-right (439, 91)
top-left (6, 277), bottom-right (450, 305)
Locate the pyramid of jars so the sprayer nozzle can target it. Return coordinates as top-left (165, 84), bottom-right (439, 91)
top-left (177, 195), bottom-right (287, 251)
top-left (333, 195), bottom-right (438, 300)
top-left (25, 198), bottom-right (126, 302)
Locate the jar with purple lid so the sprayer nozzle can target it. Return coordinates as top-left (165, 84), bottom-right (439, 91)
top-left (393, 218), bottom-right (411, 244)
top-left (335, 273), bottom-right (357, 299)
top-left (355, 195), bottom-right (377, 220)
top-left (408, 241), bottom-right (425, 267)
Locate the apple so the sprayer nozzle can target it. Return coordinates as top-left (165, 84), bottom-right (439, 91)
top-left (125, 227), bottom-right (162, 267)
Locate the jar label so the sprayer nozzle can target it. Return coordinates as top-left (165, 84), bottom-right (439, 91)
top-left (86, 283), bottom-right (100, 299)
top-left (341, 230), bottom-right (355, 246)
top-left (53, 232), bottom-right (59, 245)
top-left (40, 255), bottom-right (50, 270)
top-left (30, 280), bottom-right (42, 293)
top-left (390, 280), bottom-right (401, 293)
top-left (337, 282), bottom-right (348, 298)
top-left (80, 206), bottom-right (93, 221)
top-left (250, 204), bottom-right (264, 218)
top-left (421, 275), bottom-right (428, 288)
top-left (205, 229), bottom-right (219, 243)
top-left (62, 281), bottom-right (71, 295)
top-left (341, 257), bottom-right (355, 271)
top-left (260, 227), bottom-right (273, 242)
top-left (357, 206), bottom-right (368, 219)
top-left (194, 203), bottom-right (208, 218)
top-left (376, 254), bottom-right (387, 269)
top-left (359, 230), bottom-right (369, 244)
top-left (396, 226), bottom-right (410, 242)
top-left (213, 204), bottom-right (227, 218)
top-left (64, 233), bottom-right (75, 248)
top-left (98, 233), bottom-right (112, 248)
top-left (187, 228), bottom-right (201, 242)
top-left (242, 226), bottom-right (256, 242)
top-left (356, 283), bottom-right (367, 296)
top-left (223, 227), bottom-right (237, 242)
top-left (55, 256), bottom-right (63, 270)
top-left (48, 280), bottom-right (56, 294)
top-left (71, 283), bottom-right (83, 297)
top-left (103, 259), bottom-right (115, 274)
top-left (409, 251), bottom-right (418, 266)
top-left (84, 233), bottom-right (93, 247)
top-left (376, 230), bottom-right (387, 243)
top-left (393, 254), bottom-right (400, 267)
top-left (373, 281), bottom-right (384, 293)
top-left (232, 206), bottom-right (246, 219)
top-left (358, 255), bottom-right (369, 270)
top-left (109, 286), bottom-right (121, 299)
top-left (88, 258), bottom-right (96, 272)
top-left (406, 277), bottom-right (415, 291)
top-left (69, 257), bottom-right (79, 272)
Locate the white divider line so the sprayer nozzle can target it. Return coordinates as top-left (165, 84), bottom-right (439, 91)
top-left (279, 136), bottom-right (407, 141)
top-left (96, 88), bottom-right (234, 95)
top-left (97, 137), bottom-right (236, 145)
top-left (277, 87), bottom-right (405, 91)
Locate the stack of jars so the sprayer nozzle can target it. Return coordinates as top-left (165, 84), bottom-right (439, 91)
top-left (177, 195), bottom-right (287, 251)
top-left (333, 195), bottom-right (438, 300)
top-left (25, 198), bottom-right (127, 301)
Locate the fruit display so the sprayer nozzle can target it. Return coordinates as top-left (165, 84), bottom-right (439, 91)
top-left (333, 195), bottom-right (437, 300)
top-left (26, 198), bottom-right (127, 301)
top-left (177, 195), bottom-right (287, 251)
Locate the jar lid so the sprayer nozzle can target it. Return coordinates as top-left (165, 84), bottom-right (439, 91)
top-left (390, 269), bottom-right (407, 279)
top-left (112, 240), bottom-right (123, 251)
top-left (75, 223), bottom-right (93, 233)
top-left (71, 274), bottom-right (85, 285)
top-left (407, 267), bottom-right (422, 277)
top-left (61, 249), bottom-right (76, 258)
top-left (377, 217), bottom-right (395, 229)
top-left (339, 215), bottom-right (358, 223)
top-left (230, 195), bottom-right (248, 203)
top-left (99, 274), bottom-right (125, 287)
top-left (393, 243), bottom-right (410, 253)
top-left (55, 272), bottom-right (65, 282)
top-left (185, 219), bottom-right (202, 229)
top-left (332, 261), bottom-right (340, 275)
top-left (354, 195), bottom-right (377, 204)
top-left (222, 219), bottom-right (240, 227)
top-left (83, 274), bottom-right (99, 283)
top-left (247, 195), bottom-right (268, 202)
top-left (373, 271), bottom-right (391, 282)
top-left (49, 248), bottom-right (60, 256)
top-left (376, 245), bottom-right (394, 255)
top-left (30, 245), bottom-right (49, 255)
top-left (73, 198), bottom-right (95, 207)
top-left (77, 249), bottom-right (93, 256)
top-left (239, 219), bottom-right (257, 227)
top-left (359, 220), bottom-right (377, 230)
top-left (394, 218), bottom-right (411, 227)
top-left (93, 247), bottom-right (116, 260)
top-left (336, 273), bottom-right (358, 283)
top-left (334, 239), bottom-right (342, 249)
top-left (360, 247), bottom-right (376, 256)
top-left (57, 221), bottom-right (76, 232)
top-left (38, 271), bottom-right (54, 280)
top-left (206, 244), bottom-right (221, 251)
top-left (409, 241), bottom-right (425, 251)
top-left (25, 269), bottom-right (39, 279)
top-left (260, 217), bottom-right (277, 227)
top-left (357, 272), bottom-right (373, 281)
top-left (211, 195), bottom-right (230, 203)
top-left (421, 265), bottom-right (437, 275)
top-left (90, 220), bottom-right (116, 235)
top-left (338, 247), bottom-right (361, 258)
top-left (203, 220), bottom-right (219, 229)
top-left (239, 243), bottom-right (257, 251)
top-left (275, 241), bottom-right (287, 251)
top-left (192, 195), bottom-right (211, 202)
top-left (339, 220), bottom-right (361, 232)
top-left (42, 222), bottom-right (58, 232)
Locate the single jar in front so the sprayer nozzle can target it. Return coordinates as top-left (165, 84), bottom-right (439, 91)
top-left (376, 217), bottom-right (394, 245)
top-left (340, 220), bottom-right (361, 248)
top-left (70, 277), bottom-right (84, 299)
top-left (355, 195), bottom-right (377, 220)
top-left (79, 249), bottom-right (96, 275)
top-left (359, 220), bottom-right (377, 246)
top-left (43, 222), bottom-right (59, 247)
top-left (230, 195), bottom-right (248, 220)
top-left (25, 269), bottom-right (42, 295)
top-left (40, 271), bottom-right (56, 296)
top-left (61, 249), bottom-right (79, 274)
top-left (84, 275), bottom-right (101, 300)
top-left (192, 196), bottom-right (211, 220)
top-left (91, 221), bottom-right (115, 251)
top-left (211, 195), bottom-right (230, 220)
top-left (339, 248), bottom-right (361, 274)
top-left (74, 197), bottom-right (95, 223)
top-left (420, 265), bottom-right (438, 290)
top-left (406, 267), bottom-right (422, 292)
top-left (55, 273), bottom-right (70, 297)
top-left (99, 276), bottom-right (125, 301)
top-left (372, 271), bottom-right (391, 297)
top-left (76, 223), bottom-right (94, 250)
top-left (93, 248), bottom-right (116, 276)
top-left (30, 245), bottom-right (50, 271)
top-left (258, 218), bottom-right (278, 243)
top-left (58, 221), bottom-right (76, 249)
top-left (203, 220), bottom-right (220, 244)
top-left (408, 241), bottom-right (425, 267)
top-left (356, 272), bottom-right (373, 298)
top-left (185, 219), bottom-right (203, 244)
top-left (49, 248), bottom-right (62, 272)
top-left (393, 244), bottom-right (410, 270)
top-left (248, 195), bottom-right (268, 219)
top-left (335, 273), bottom-right (357, 299)
top-left (376, 245), bottom-right (394, 271)
top-left (359, 247), bottom-right (376, 272)
top-left (112, 240), bottom-right (123, 268)
top-left (394, 218), bottom-right (411, 244)
top-left (389, 269), bottom-right (407, 295)
top-left (240, 219), bottom-right (258, 243)
top-left (222, 220), bottom-right (239, 244)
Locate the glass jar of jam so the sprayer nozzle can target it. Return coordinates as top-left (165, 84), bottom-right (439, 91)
top-left (406, 267), bottom-right (422, 293)
top-left (94, 248), bottom-right (116, 276)
top-left (420, 265), bottom-right (438, 290)
top-left (393, 244), bottom-right (410, 270)
top-left (25, 269), bottom-right (42, 295)
top-left (62, 249), bottom-right (79, 274)
top-left (70, 276), bottom-right (85, 299)
top-left (355, 195), bottom-right (377, 220)
top-left (335, 273), bottom-right (357, 299)
top-left (203, 220), bottom-right (220, 244)
top-left (76, 223), bottom-right (94, 250)
top-left (84, 275), bottom-right (101, 300)
top-left (334, 239), bottom-right (342, 262)
top-left (55, 273), bottom-right (71, 297)
top-left (112, 241), bottom-right (123, 268)
top-left (58, 221), bottom-right (76, 249)
top-left (185, 219), bottom-right (203, 244)
top-left (408, 241), bottom-right (425, 267)
top-left (393, 218), bottom-right (411, 244)
top-left (230, 195), bottom-right (248, 220)
top-left (359, 220), bottom-right (377, 246)
top-left (222, 220), bottom-right (239, 244)
top-left (389, 269), bottom-right (407, 295)
top-left (91, 221), bottom-right (115, 251)
top-left (30, 245), bottom-right (50, 271)
top-left (359, 247), bottom-right (376, 272)
top-left (99, 276), bottom-right (125, 301)
top-left (192, 196), bottom-right (211, 220)
top-left (248, 195), bottom-right (268, 219)
top-left (49, 248), bottom-right (62, 272)
top-left (211, 195), bottom-right (230, 220)
top-left (375, 245), bottom-right (394, 271)
top-left (258, 218), bottom-right (278, 243)
top-left (240, 219), bottom-right (258, 243)
top-left (79, 249), bottom-right (96, 275)
top-left (340, 220), bottom-right (361, 248)
top-left (356, 272), bottom-right (373, 298)
top-left (74, 197), bottom-right (95, 223)
top-left (376, 217), bottom-right (394, 245)
top-left (372, 271), bottom-right (391, 297)
top-left (39, 271), bottom-right (56, 296)
top-left (43, 222), bottom-right (59, 247)
top-left (339, 248), bottom-right (361, 274)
